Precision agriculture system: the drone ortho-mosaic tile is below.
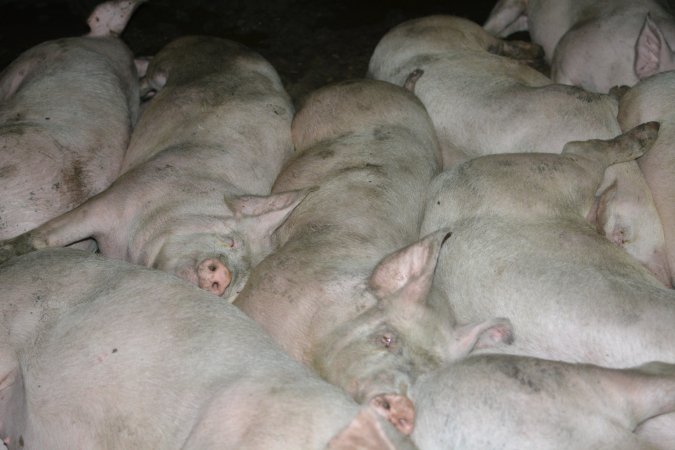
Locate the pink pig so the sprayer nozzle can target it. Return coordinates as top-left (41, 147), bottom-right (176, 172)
top-left (0, 248), bottom-right (418, 449)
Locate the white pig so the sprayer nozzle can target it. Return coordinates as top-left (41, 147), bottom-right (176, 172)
top-left (618, 71), bottom-right (675, 288)
top-left (421, 121), bottom-right (675, 368)
top-left (234, 79), bottom-right (514, 405)
top-left (483, 0), bottom-right (675, 93)
top-left (411, 355), bottom-right (675, 450)
top-left (0, 0), bottom-right (143, 240)
top-left (368, 15), bottom-right (671, 286)
top-left (0, 36), bottom-right (299, 301)
top-left (0, 248), bottom-right (418, 450)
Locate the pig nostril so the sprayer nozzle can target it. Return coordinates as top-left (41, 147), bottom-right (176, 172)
top-left (212, 282), bottom-right (220, 290)
top-left (208, 264), bottom-right (216, 271)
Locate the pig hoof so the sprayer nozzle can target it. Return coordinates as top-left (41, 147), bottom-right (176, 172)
top-left (608, 85), bottom-right (630, 101)
top-left (370, 394), bottom-right (415, 435)
top-left (0, 245), bottom-right (14, 265)
top-left (197, 258), bottom-right (231, 296)
top-left (489, 319), bottom-right (515, 346)
top-left (476, 318), bottom-right (514, 349)
top-left (0, 234), bottom-right (37, 265)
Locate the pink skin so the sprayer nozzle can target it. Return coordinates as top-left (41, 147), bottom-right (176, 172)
top-left (197, 258), bottom-right (232, 296)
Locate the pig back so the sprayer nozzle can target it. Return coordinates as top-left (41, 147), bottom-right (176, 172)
top-left (276, 79), bottom-right (441, 249)
top-left (291, 79), bottom-right (439, 159)
top-left (121, 36), bottom-right (294, 196)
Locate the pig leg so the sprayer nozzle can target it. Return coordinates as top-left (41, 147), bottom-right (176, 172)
top-left (614, 362), bottom-right (675, 424)
top-left (0, 343), bottom-right (25, 450)
top-left (452, 318), bottom-right (514, 355)
top-left (558, 121), bottom-right (660, 222)
top-left (0, 193), bottom-right (114, 264)
top-left (562, 121), bottom-right (659, 168)
top-left (562, 121), bottom-right (659, 187)
top-left (636, 413), bottom-right (675, 450)
top-left (483, 0), bottom-right (529, 37)
top-left (611, 363), bottom-right (675, 449)
top-left (489, 39), bottom-right (548, 75)
top-left (86, 0), bottom-right (147, 37)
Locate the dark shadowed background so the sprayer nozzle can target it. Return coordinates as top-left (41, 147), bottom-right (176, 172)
top-left (0, 0), bottom-right (499, 102)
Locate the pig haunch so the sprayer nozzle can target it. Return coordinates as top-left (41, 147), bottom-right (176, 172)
top-left (0, 0), bottom-right (143, 241)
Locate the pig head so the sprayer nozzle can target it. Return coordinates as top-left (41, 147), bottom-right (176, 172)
top-left (483, 0), bottom-right (675, 93)
top-left (0, 0), bottom-right (143, 240)
top-left (234, 79), bottom-right (513, 406)
top-left (368, 14), bottom-right (670, 285)
top-left (0, 248), bottom-right (419, 450)
top-left (421, 121), bottom-right (675, 367)
top-left (0, 36), bottom-right (297, 301)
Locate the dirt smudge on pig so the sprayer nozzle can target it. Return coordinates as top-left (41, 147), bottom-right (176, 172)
top-left (61, 159), bottom-right (88, 205)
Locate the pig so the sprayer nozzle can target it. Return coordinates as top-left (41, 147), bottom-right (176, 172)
top-left (483, 0), bottom-right (675, 93)
top-left (0, 0), bottom-right (143, 240)
top-left (618, 71), bottom-right (675, 288)
top-left (234, 79), bottom-right (514, 406)
top-left (367, 15), bottom-right (671, 286)
top-left (0, 36), bottom-right (299, 301)
top-left (0, 248), bottom-right (418, 450)
top-left (410, 355), bottom-right (675, 450)
top-left (421, 121), bottom-right (675, 368)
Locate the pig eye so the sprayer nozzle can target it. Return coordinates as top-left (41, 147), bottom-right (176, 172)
top-left (380, 333), bottom-right (395, 349)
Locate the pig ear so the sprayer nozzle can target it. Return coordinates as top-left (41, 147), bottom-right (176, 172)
top-left (635, 14), bottom-right (673, 79)
top-left (369, 228), bottom-right (451, 304)
top-left (448, 317), bottom-right (514, 360)
top-left (225, 188), bottom-right (314, 252)
top-left (326, 396), bottom-right (415, 449)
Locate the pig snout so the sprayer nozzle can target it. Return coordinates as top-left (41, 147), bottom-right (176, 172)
top-left (197, 258), bottom-right (231, 296)
top-left (370, 393), bottom-right (416, 436)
